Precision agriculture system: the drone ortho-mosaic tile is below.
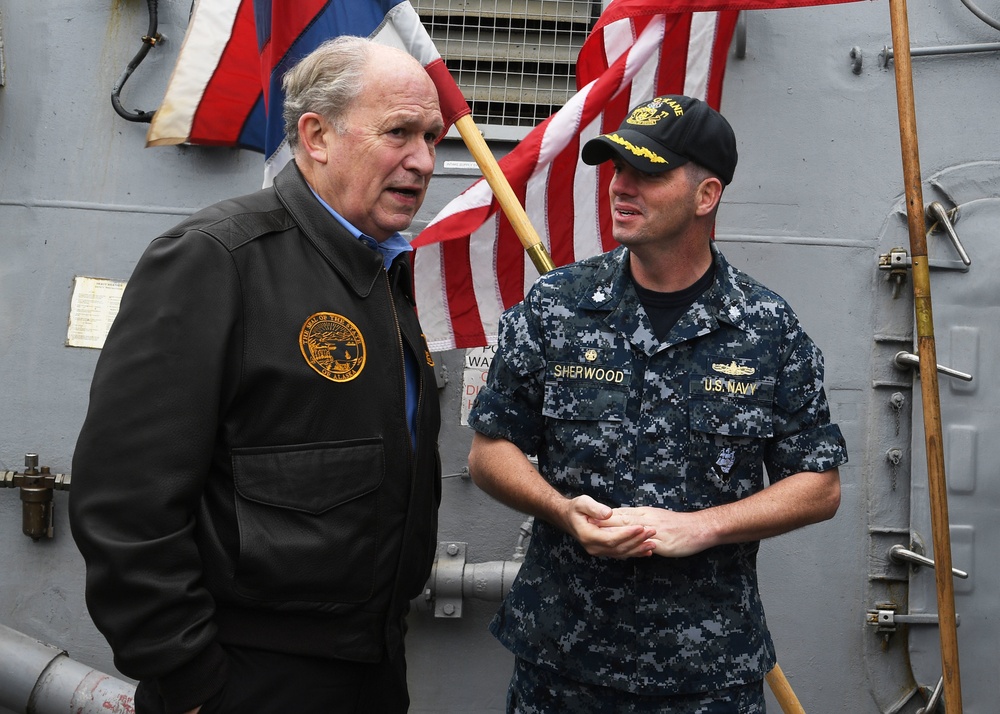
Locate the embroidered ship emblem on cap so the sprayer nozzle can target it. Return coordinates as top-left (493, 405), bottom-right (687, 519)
top-left (299, 312), bottom-right (366, 382)
top-left (626, 97), bottom-right (684, 126)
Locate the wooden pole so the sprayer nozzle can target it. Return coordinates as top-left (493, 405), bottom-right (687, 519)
top-left (887, 0), bottom-right (963, 709)
top-left (452, 114), bottom-right (555, 275)
top-left (765, 664), bottom-right (806, 714)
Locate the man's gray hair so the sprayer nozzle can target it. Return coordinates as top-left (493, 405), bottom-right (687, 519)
top-left (282, 36), bottom-right (375, 149)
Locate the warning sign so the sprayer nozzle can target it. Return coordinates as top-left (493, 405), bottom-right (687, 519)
top-left (460, 345), bottom-right (498, 425)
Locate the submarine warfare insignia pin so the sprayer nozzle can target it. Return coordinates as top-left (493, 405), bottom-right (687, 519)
top-left (299, 312), bottom-right (366, 383)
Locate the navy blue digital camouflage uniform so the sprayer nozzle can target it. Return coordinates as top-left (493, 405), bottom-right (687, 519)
top-left (467, 243), bottom-right (848, 703)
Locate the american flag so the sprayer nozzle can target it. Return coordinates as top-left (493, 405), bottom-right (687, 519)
top-left (411, 0), bottom-right (861, 351)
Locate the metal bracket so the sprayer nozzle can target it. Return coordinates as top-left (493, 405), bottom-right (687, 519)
top-left (431, 542), bottom-right (467, 618)
top-left (423, 541), bottom-right (522, 619)
top-left (867, 602), bottom-right (961, 633)
top-left (878, 246), bottom-right (971, 275)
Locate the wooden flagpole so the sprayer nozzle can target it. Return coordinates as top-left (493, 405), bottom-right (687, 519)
top-left (765, 664), bottom-right (806, 714)
top-left (887, 0), bottom-right (963, 709)
top-left (452, 114), bottom-right (556, 275)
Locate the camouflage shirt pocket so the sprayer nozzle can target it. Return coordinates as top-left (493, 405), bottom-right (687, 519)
top-left (688, 397), bottom-right (773, 503)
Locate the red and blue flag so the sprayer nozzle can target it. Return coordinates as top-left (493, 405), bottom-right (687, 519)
top-left (147, 0), bottom-right (469, 179)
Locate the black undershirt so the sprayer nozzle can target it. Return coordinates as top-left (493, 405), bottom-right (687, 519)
top-left (632, 262), bottom-right (716, 341)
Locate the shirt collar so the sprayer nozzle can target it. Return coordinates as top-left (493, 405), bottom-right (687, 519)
top-left (309, 187), bottom-right (413, 270)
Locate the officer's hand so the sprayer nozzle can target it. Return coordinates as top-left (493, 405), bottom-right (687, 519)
top-left (564, 495), bottom-right (656, 559)
top-left (599, 506), bottom-right (708, 558)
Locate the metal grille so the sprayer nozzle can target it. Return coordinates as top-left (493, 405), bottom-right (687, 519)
top-left (413, 1), bottom-right (601, 137)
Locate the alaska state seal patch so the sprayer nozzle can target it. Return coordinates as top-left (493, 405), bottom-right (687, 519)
top-left (299, 312), bottom-right (366, 382)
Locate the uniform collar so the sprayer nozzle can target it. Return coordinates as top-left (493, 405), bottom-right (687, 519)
top-left (579, 244), bottom-right (751, 355)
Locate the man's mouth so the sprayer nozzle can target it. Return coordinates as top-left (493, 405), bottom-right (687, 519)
top-left (389, 186), bottom-right (421, 202)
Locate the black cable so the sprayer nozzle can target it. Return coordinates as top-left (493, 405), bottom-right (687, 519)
top-left (111, 0), bottom-right (160, 123)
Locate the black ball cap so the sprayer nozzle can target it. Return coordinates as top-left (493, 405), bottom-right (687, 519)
top-left (581, 95), bottom-right (738, 185)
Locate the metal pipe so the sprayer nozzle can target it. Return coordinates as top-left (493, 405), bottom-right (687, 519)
top-left (461, 560), bottom-right (521, 602)
top-left (882, 41), bottom-right (1000, 64)
top-left (0, 623), bottom-right (135, 714)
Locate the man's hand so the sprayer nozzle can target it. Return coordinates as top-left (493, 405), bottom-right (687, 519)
top-left (593, 507), bottom-right (709, 558)
top-left (562, 495), bottom-right (656, 559)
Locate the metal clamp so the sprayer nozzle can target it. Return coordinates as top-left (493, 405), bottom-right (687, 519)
top-left (424, 542), bottom-right (522, 619)
top-left (893, 351), bottom-right (973, 383)
top-left (868, 603), bottom-right (961, 633)
top-left (889, 544), bottom-right (969, 579)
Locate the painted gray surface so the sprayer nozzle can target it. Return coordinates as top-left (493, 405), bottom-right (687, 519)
top-left (1, 0), bottom-right (997, 712)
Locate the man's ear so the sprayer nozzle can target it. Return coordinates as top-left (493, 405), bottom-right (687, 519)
top-left (297, 112), bottom-right (330, 165)
top-left (695, 176), bottom-right (724, 217)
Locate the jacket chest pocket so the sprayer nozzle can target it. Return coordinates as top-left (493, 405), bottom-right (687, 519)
top-left (231, 439), bottom-right (384, 603)
top-left (688, 383), bottom-right (773, 504)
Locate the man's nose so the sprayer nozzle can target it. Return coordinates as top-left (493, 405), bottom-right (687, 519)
top-left (405, 139), bottom-right (436, 175)
top-left (610, 169), bottom-right (636, 195)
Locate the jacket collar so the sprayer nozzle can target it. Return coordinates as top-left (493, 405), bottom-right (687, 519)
top-left (272, 161), bottom-right (384, 298)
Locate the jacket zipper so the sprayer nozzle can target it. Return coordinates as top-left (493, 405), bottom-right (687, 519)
top-left (384, 269), bottom-right (418, 465)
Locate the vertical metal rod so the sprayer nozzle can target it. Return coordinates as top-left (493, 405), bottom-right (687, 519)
top-left (886, 0), bottom-right (963, 710)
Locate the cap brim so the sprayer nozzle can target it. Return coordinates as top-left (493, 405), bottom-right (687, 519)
top-left (581, 130), bottom-right (688, 174)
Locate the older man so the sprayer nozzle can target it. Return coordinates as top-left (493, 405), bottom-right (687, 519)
top-left (70, 37), bottom-right (443, 714)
